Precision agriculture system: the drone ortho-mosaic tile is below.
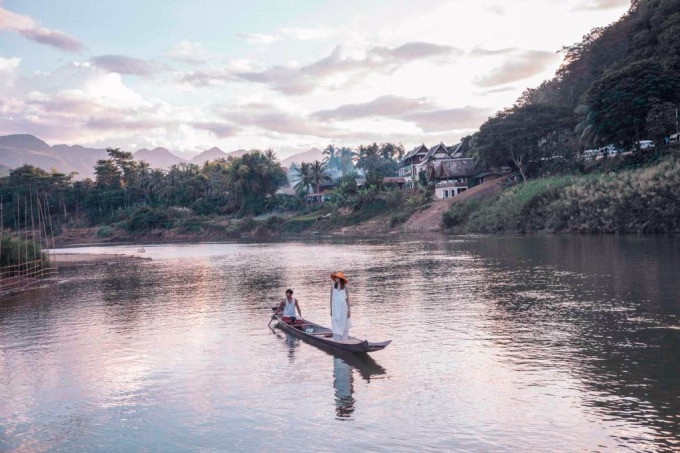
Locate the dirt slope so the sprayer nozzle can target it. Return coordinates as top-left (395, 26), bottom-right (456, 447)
top-left (400, 178), bottom-right (508, 232)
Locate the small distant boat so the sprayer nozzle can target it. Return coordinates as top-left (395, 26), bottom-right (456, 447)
top-left (137, 247), bottom-right (145, 253)
top-left (271, 313), bottom-right (391, 354)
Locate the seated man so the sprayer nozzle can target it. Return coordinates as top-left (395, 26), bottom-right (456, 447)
top-left (276, 288), bottom-right (302, 324)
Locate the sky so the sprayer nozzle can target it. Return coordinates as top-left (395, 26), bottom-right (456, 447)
top-left (0, 0), bottom-right (631, 159)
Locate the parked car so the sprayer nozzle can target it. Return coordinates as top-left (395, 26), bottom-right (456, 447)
top-left (598, 144), bottom-right (619, 155)
top-left (637, 140), bottom-right (654, 150)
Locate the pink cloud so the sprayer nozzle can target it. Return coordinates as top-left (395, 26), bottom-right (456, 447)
top-left (0, 6), bottom-right (84, 52)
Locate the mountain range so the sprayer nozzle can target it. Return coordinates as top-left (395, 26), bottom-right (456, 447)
top-left (0, 134), bottom-right (323, 178)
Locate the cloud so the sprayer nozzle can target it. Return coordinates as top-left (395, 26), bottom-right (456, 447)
top-left (181, 42), bottom-right (462, 94)
top-left (90, 55), bottom-right (171, 76)
top-left (469, 47), bottom-right (517, 57)
top-left (215, 102), bottom-right (342, 138)
top-left (572, 0), bottom-right (629, 11)
top-left (313, 95), bottom-right (492, 133)
top-left (402, 106), bottom-right (493, 132)
top-left (235, 27), bottom-right (333, 46)
top-left (191, 121), bottom-right (241, 138)
top-left (0, 6), bottom-right (84, 52)
top-left (370, 42), bottom-right (461, 62)
top-left (472, 50), bottom-right (558, 87)
top-left (281, 27), bottom-right (333, 40)
top-left (235, 32), bottom-right (281, 45)
top-left (166, 41), bottom-right (211, 64)
top-left (0, 56), bottom-right (20, 92)
top-left (313, 95), bottom-right (432, 121)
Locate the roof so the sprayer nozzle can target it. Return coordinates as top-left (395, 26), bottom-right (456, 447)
top-left (401, 144), bottom-right (428, 162)
top-left (275, 186), bottom-right (297, 196)
top-left (423, 142), bottom-right (448, 161)
top-left (425, 158), bottom-right (474, 179)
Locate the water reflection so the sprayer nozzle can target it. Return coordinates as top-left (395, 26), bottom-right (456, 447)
top-left (269, 328), bottom-right (300, 362)
top-left (3, 237), bottom-right (679, 451)
top-left (269, 323), bottom-right (387, 420)
top-left (333, 357), bottom-right (354, 419)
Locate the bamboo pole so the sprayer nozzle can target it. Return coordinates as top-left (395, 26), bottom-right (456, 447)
top-left (45, 193), bottom-right (57, 271)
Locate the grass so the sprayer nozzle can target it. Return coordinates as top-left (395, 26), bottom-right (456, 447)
top-left (443, 153), bottom-right (680, 234)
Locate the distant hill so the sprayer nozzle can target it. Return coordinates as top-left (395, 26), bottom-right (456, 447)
top-left (190, 146), bottom-right (229, 164)
top-left (281, 147), bottom-right (323, 168)
top-left (0, 133), bottom-right (302, 177)
top-left (0, 134), bottom-right (108, 178)
top-left (134, 147), bottom-right (186, 168)
top-left (0, 134), bottom-right (51, 151)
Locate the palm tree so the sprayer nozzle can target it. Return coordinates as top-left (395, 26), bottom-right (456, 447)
top-left (310, 160), bottom-right (331, 193)
top-left (322, 144), bottom-right (340, 171)
top-left (338, 147), bottom-right (357, 174)
top-left (356, 143), bottom-right (381, 174)
top-left (292, 162), bottom-right (314, 195)
top-left (264, 148), bottom-right (277, 163)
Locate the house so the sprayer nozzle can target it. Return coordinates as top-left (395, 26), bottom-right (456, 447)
top-left (400, 142), bottom-right (474, 199)
top-left (399, 144), bottom-right (429, 179)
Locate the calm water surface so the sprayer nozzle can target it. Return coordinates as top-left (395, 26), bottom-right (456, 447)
top-left (1, 235), bottom-right (679, 451)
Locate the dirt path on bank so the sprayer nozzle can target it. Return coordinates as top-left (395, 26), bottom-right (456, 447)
top-left (400, 178), bottom-right (508, 232)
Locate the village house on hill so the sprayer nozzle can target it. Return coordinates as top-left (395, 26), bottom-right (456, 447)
top-left (399, 142), bottom-right (474, 199)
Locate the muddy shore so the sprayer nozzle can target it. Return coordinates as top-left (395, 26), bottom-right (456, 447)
top-left (54, 252), bottom-right (151, 268)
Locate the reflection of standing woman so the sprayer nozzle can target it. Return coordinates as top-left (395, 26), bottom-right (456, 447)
top-left (330, 272), bottom-right (351, 340)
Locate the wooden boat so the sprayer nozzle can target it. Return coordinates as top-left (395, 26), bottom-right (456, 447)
top-left (272, 314), bottom-right (391, 354)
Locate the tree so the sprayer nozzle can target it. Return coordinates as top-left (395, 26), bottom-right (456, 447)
top-left (586, 60), bottom-right (679, 145)
top-left (473, 104), bottom-right (575, 181)
top-left (322, 144), bottom-right (342, 171)
top-left (225, 151), bottom-right (287, 215)
top-left (292, 161), bottom-right (314, 195)
top-left (310, 160), bottom-right (331, 193)
top-left (338, 147), bottom-right (357, 174)
top-left (356, 143), bottom-right (381, 174)
top-left (645, 99), bottom-right (679, 143)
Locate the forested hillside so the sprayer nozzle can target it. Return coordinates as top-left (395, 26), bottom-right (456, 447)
top-left (470, 0), bottom-right (680, 178)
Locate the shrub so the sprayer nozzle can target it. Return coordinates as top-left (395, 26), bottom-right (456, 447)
top-left (0, 235), bottom-right (45, 272)
top-left (126, 206), bottom-right (172, 232)
top-left (442, 199), bottom-right (480, 229)
top-left (390, 211), bottom-right (411, 227)
top-left (96, 226), bottom-right (113, 238)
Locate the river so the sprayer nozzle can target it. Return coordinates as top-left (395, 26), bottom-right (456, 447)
top-left (1, 235), bottom-right (679, 451)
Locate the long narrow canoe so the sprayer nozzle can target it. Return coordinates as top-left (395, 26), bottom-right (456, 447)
top-left (272, 314), bottom-right (391, 354)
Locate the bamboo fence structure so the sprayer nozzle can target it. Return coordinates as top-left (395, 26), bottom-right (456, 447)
top-left (0, 191), bottom-right (59, 298)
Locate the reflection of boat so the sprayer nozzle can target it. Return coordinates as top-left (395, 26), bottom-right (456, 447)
top-left (272, 314), bottom-right (391, 354)
top-left (326, 346), bottom-right (386, 382)
top-left (270, 326), bottom-right (387, 382)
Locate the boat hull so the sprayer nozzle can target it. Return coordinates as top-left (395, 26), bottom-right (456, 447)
top-left (273, 315), bottom-right (391, 354)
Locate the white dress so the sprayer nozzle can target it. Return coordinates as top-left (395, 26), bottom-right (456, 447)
top-left (331, 286), bottom-right (351, 340)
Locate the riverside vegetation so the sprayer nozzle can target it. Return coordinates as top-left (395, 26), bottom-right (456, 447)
top-left (1, 0), bottom-right (679, 251)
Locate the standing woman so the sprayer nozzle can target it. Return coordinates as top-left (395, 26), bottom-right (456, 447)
top-left (330, 272), bottom-right (351, 340)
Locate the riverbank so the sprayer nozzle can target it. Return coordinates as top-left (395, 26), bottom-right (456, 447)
top-left (443, 152), bottom-right (680, 234)
top-left (54, 252), bottom-right (151, 267)
top-left (49, 148), bottom-right (680, 246)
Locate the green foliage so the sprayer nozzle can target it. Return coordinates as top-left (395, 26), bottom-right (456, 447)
top-left (442, 199), bottom-right (481, 229)
top-left (96, 226), bottom-right (113, 238)
top-left (389, 211), bottom-right (411, 227)
top-left (126, 206), bottom-right (172, 232)
top-left (471, 1), bottom-right (680, 174)
top-left (443, 155), bottom-right (680, 233)
top-left (0, 235), bottom-right (45, 270)
top-left (586, 60), bottom-right (679, 145)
